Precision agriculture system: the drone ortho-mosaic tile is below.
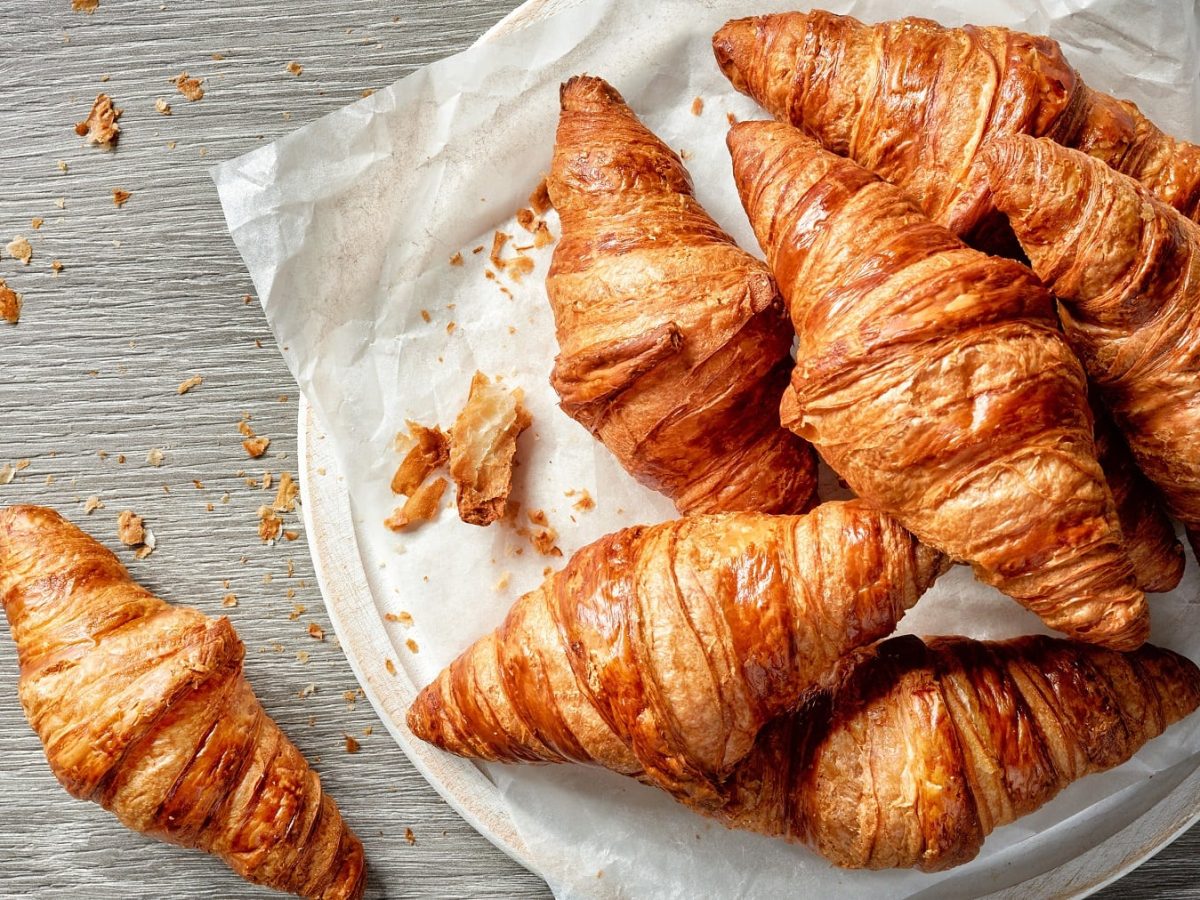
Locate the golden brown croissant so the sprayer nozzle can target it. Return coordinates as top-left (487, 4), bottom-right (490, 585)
top-left (984, 136), bottom-right (1200, 549)
top-left (408, 500), bottom-right (945, 802)
top-left (712, 633), bottom-right (1200, 871)
top-left (0, 505), bottom-right (365, 900)
top-left (727, 121), bottom-right (1147, 649)
top-left (1092, 405), bottom-right (1184, 593)
top-left (545, 75), bottom-right (817, 515)
top-left (713, 10), bottom-right (1200, 249)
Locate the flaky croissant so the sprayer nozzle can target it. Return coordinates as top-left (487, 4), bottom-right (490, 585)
top-left (0, 506), bottom-right (365, 899)
top-left (985, 136), bottom-right (1200, 557)
top-left (713, 10), bottom-right (1200, 250)
top-left (545, 75), bottom-right (817, 515)
top-left (727, 121), bottom-right (1146, 649)
top-left (408, 501), bottom-right (945, 803)
top-left (711, 633), bottom-right (1200, 871)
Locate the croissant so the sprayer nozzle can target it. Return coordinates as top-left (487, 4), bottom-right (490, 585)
top-left (984, 136), bottom-right (1200, 550)
top-left (1092, 405), bottom-right (1185, 593)
top-left (713, 10), bottom-right (1200, 250)
top-left (727, 121), bottom-right (1147, 649)
top-left (545, 75), bottom-right (817, 515)
top-left (0, 506), bottom-right (365, 899)
top-left (710, 633), bottom-right (1200, 871)
top-left (408, 500), bottom-right (946, 803)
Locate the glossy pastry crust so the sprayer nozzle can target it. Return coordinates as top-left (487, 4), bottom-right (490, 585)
top-left (546, 75), bottom-right (817, 515)
top-left (712, 10), bottom-right (1200, 249)
top-left (0, 505), bottom-right (365, 900)
top-left (408, 501), bottom-right (945, 803)
top-left (985, 136), bottom-right (1200, 541)
top-left (714, 633), bottom-right (1200, 870)
top-left (727, 121), bottom-right (1146, 650)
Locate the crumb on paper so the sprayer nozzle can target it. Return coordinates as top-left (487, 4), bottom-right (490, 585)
top-left (384, 611), bottom-right (414, 626)
top-left (488, 230), bottom-right (509, 270)
top-left (243, 435), bottom-right (270, 458)
top-left (0, 280), bottom-right (22, 325)
top-left (391, 421), bottom-right (448, 495)
top-left (155, 97), bottom-right (172, 115)
top-left (449, 251), bottom-right (463, 266)
top-left (570, 488), bottom-right (595, 512)
top-left (449, 372), bottom-right (531, 526)
top-left (173, 72), bottom-right (205, 101)
top-left (83, 496), bottom-right (103, 513)
top-left (419, 309), bottom-right (431, 323)
top-left (494, 571), bottom-right (510, 592)
top-left (405, 638), bottom-right (419, 654)
top-left (446, 321), bottom-right (456, 335)
top-left (691, 96), bottom-right (704, 116)
top-left (385, 658), bottom-right (397, 676)
top-left (516, 208), bottom-right (535, 232)
top-left (384, 476), bottom-right (447, 531)
top-left (258, 506), bottom-right (283, 542)
top-left (75, 94), bottom-right (121, 147)
top-left (146, 448), bottom-right (164, 466)
top-left (72, 0), bottom-right (99, 11)
top-left (405, 827), bottom-right (416, 845)
top-left (726, 111), bottom-right (738, 126)
top-left (286, 61), bottom-right (303, 76)
top-left (528, 176), bottom-right (551, 215)
top-left (222, 593), bottom-right (238, 608)
top-left (30, 218), bottom-right (43, 231)
top-left (344, 734), bottom-right (360, 753)
top-left (177, 374), bottom-right (203, 394)
top-left (7, 236), bottom-right (32, 266)
top-left (307, 622), bottom-right (325, 641)
top-left (112, 188), bottom-right (131, 208)
top-left (273, 471), bottom-right (298, 511)
top-left (679, 148), bottom-right (693, 161)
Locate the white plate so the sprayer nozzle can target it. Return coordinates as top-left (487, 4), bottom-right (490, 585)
top-left (297, 1), bottom-right (1200, 895)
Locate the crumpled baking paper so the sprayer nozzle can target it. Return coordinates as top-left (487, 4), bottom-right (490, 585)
top-left (213, 0), bottom-right (1200, 896)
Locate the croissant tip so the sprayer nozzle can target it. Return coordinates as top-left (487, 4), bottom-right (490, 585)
top-left (560, 74), bottom-right (624, 113)
top-left (712, 17), bottom-right (758, 89)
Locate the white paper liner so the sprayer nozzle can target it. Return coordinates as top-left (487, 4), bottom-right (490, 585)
top-left (214, 1), bottom-right (1200, 896)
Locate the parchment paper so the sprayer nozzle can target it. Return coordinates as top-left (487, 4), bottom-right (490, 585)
top-left (213, 0), bottom-right (1200, 896)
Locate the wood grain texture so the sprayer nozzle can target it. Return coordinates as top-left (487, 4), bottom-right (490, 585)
top-left (0, 1), bottom-right (1194, 897)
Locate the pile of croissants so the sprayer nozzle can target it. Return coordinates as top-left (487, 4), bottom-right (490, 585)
top-left (3, 9), bottom-right (1200, 899)
top-left (410, 8), bottom-right (1200, 877)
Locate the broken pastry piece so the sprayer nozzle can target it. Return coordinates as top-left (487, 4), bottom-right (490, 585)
top-left (75, 93), bottom-right (121, 148)
top-left (391, 421), bottom-right (449, 496)
top-left (449, 372), bottom-right (530, 526)
top-left (385, 477), bottom-right (448, 532)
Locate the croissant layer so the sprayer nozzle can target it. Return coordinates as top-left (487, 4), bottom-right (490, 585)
top-left (408, 501), bottom-right (945, 803)
top-left (727, 121), bottom-right (1146, 650)
top-left (546, 75), bottom-right (816, 515)
top-left (713, 633), bottom-right (1200, 870)
top-left (985, 135), bottom-right (1200, 543)
top-left (713, 10), bottom-right (1200, 247)
top-left (0, 506), bottom-right (365, 900)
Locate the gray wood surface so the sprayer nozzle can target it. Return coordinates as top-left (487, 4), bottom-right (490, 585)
top-left (0, 1), bottom-right (1195, 898)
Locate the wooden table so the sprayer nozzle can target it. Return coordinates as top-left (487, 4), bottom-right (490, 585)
top-left (0, 2), bottom-right (1195, 897)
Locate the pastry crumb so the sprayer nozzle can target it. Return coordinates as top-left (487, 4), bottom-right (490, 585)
top-left (297, 682), bottom-right (317, 699)
top-left (116, 510), bottom-right (145, 546)
top-left (384, 476), bottom-right (448, 531)
top-left (344, 734), bottom-right (360, 753)
top-left (155, 97), bottom-right (172, 115)
top-left (75, 94), bottom-right (121, 147)
top-left (177, 374), bottom-right (203, 394)
top-left (146, 448), bottom-right (165, 466)
top-left (570, 489), bottom-right (595, 511)
top-left (7, 236), bottom-right (32, 266)
top-left (296, 650), bottom-right (310, 664)
top-left (30, 218), bottom-right (44, 231)
top-left (50, 260), bottom-right (63, 275)
top-left (726, 111), bottom-right (738, 125)
top-left (72, 0), bottom-right (100, 11)
top-left (405, 827), bottom-right (416, 845)
top-left (494, 571), bottom-right (510, 592)
top-left (112, 188), bottom-right (131, 207)
top-left (384, 611), bottom-right (414, 626)
top-left (391, 421), bottom-right (448, 496)
top-left (258, 506), bottom-right (283, 542)
top-left (0, 464), bottom-right (13, 486)
top-left (528, 176), bottom-right (551, 215)
top-left (385, 658), bottom-right (397, 676)
top-left (286, 61), bottom-right (303, 76)
top-left (516, 208), bottom-right (536, 232)
top-left (173, 72), bottom-right (205, 101)
top-left (307, 622), bottom-right (325, 641)
top-left (273, 471), bottom-right (298, 511)
top-left (222, 593), bottom-right (238, 608)
top-left (243, 435), bottom-right (271, 458)
top-left (691, 96), bottom-right (704, 116)
top-left (405, 638), bottom-right (419, 654)
top-left (449, 251), bottom-right (463, 266)
top-left (83, 496), bottom-right (103, 513)
top-left (449, 372), bottom-right (531, 526)
top-left (0, 280), bottom-right (22, 325)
